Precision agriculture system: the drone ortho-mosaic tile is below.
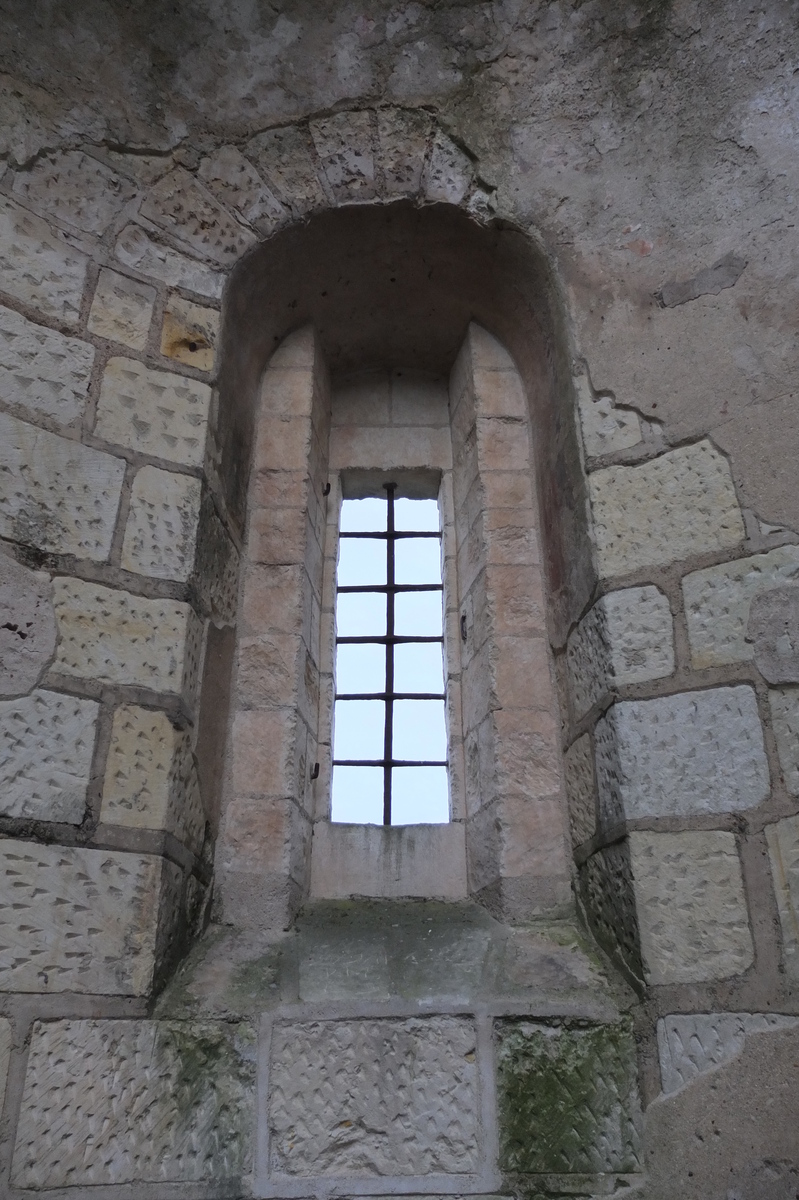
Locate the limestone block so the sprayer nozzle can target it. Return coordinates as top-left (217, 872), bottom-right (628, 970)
top-left (578, 841), bottom-right (644, 982)
top-left (629, 831), bottom-right (754, 984)
top-left (268, 1016), bottom-right (479, 1176)
top-left (769, 687), bottom-right (799, 794)
top-left (115, 224), bottom-right (224, 299)
top-left (12, 1019), bottom-right (255, 1187)
top-left (422, 131), bottom-right (474, 204)
top-left (749, 585), bottom-right (799, 683)
top-left (567, 586), bottom-right (674, 719)
top-left (310, 822), bottom-right (468, 900)
top-left (0, 194), bottom-right (88, 322)
top-left (595, 686), bottom-right (769, 823)
top-left (121, 465), bottom-right (202, 582)
top-left (198, 144), bottom-right (287, 234)
top-left (160, 293), bottom-right (219, 372)
top-left (191, 488), bottom-right (240, 623)
top-left (246, 125), bottom-right (326, 214)
top-left (658, 1012), bottom-right (799, 1095)
top-left (0, 411), bottom-right (125, 560)
top-left (101, 704), bottom-right (205, 853)
top-left (0, 688), bottom-right (98, 822)
top-left (0, 303), bottom-right (94, 426)
top-left (140, 167), bottom-right (256, 266)
top-left (52, 577), bottom-right (203, 697)
top-left (577, 379), bottom-right (643, 458)
top-left (589, 441), bottom-right (744, 579)
top-left (0, 838), bottom-right (172, 992)
top-left (496, 1019), bottom-right (642, 1173)
top-left (0, 1019), bottom-right (10, 1114)
top-left (377, 107), bottom-right (432, 195)
top-left (12, 150), bottom-right (136, 234)
top-left (310, 110), bottom-right (376, 201)
top-left (564, 732), bottom-right (596, 846)
top-left (683, 546), bottom-right (799, 668)
top-left (88, 267), bottom-right (156, 350)
top-left (0, 554), bottom-right (56, 696)
top-left (765, 814), bottom-right (799, 979)
top-left (95, 357), bottom-right (212, 467)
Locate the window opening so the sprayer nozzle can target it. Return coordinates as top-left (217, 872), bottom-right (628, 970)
top-left (331, 483), bottom-right (448, 825)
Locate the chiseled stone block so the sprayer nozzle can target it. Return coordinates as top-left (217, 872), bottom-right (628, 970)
top-left (595, 686), bottom-right (769, 823)
top-left (0, 1019), bottom-right (10, 1115)
top-left (423, 131), bottom-right (474, 204)
top-left (95, 356), bottom-right (212, 467)
top-left (267, 1016), bottom-right (479, 1176)
top-left (197, 144), bottom-right (286, 233)
top-left (246, 125), bottom-right (326, 215)
top-left (578, 841), bottom-right (644, 982)
top-left (658, 1012), bottom-right (799, 1095)
top-left (765, 814), bottom-right (799, 979)
top-left (0, 688), bottom-right (98, 823)
top-left (52, 577), bottom-right (203, 697)
top-left (12, 149), bottom-right (135, 234)
top-left (12, 1019), bottom-right (255, 1187)
top-left (589, 441), bottom-right (744, 579)
top-left (88, 267), bottom-right (156, 350)
top-left (0, 838), bottom-right (173, 993)
top-left (140, 166), bottom-right (256, 266)
top-left (310, 110), bottom-right (376, 201)
top-left (630, 830), bottom-right (754, 985)
top-left (115, 224), bottom-right (224, 299)
top-left (564, 732), bottom-right (596, 846)
top-left (0, 303), bottom-right (94, 427)
top-left (576, 379), bottom-right (642, 458)
top-left (160, 293), bottom-right (219, 372)
top-left (0, 194), bottom-right (88, 323)
top-left (749, 585), bottom-right (799, 684)
top-left (377, 107), bottom-right (432, 195)
top-left (0, 411), bottom-right (125, 560)
top-left (683, 546), bottom-right (799, 668)
top-left (0, 553), bottom-right (56, 697)
top-left (121, 465), bottom-right (202, 582)
top-left (769, 687), bottom-right (799, 795)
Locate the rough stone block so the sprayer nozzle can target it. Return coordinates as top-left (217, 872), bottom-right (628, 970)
top-left (0, 688), bottom-right (98, 823)
top-left (749, 585), bottom-right (799, 683)
top-left (0, 194), bottom-right (88, 323)
top-left (0, 303), bottom-right (94, 427)
top-left (577, 380), bottom-right (642, 458)
top-left (595, 686), bottom-right (769, 823)
top-left (578, 841), bottom-right (643, 982)
top-left (115, 224), bottom-right (224, 299)
top-left (197, 144), bottom-right (287, 234)
top-left (140, 166), bottom-right (256, 266)
top-left (52, 577), bottom-right (203, 697)
top-left (160, 293), bottom-right (219, 372)
top-left (765, 814), bottom-right (799, 980)
top-left (683, 546), bottom-right (799, 668)
top-left (629, 831), bottom-right (754, 984)
top-left (88, 267), bottom-right (156, 350)
top-left (658, 1012), bottom-right (799, 1095)
top-left (95, 356), bottom-right (212, 467)
top-left (0, 1019), bottom-right (10, 1114)
top-left (267, 1016), bottom-right (479, 1176)
top-left (12, 150), bottom-right (135, 234)
top-left (101, 704), bottom-right (205, 853)
top-left (422, 131), bottom-right (473, 203)
top-left (191, 488), bottom-right (240, 624)
top-left (0, 838), bottom-right (172, 993)
top-left (0, 411), bottom-right (125, 560)
top-left (377, 107), bottom-right (432, 195)
top-left (564, 732), bottom-right (596, 847)
top-left (121, 465), bottom-right (202, 582)
top-left (589, 441), bottom-right (744, 579)
top-left (12, 1019), bottom-right (255, 1187)
top-left (567, 586), bottom-right (674, 719)
top-left (310, 110), bottom-right (376, 201)
top-left (0, 553), bottom-right (56, 696)
top-left (769, 687), bottom-right (799, 795)
top-left (496, 1019), bottom-right (642, 1173)
top-left (246, 125), bottom-right (326, 214)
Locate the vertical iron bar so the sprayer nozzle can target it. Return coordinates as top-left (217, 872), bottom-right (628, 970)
top-left (383, 482), bottom-right (396, 825)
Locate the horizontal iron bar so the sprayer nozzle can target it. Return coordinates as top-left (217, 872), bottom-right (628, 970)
top-left (340, 530), bottom-right (440, 539)
top-left (337, 584), bottom-right (443, 593)
top-left (337, 635), bottom-right (443, 645)
top-left (335, 692), bottom-right (445, 701)
top-left (333, 760), bottom-right (449, 768)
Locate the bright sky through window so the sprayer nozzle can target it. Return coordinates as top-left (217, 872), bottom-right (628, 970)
top-left (331, 488), bottom-right (449, 825)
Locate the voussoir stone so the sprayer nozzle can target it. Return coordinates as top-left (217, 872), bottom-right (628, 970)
top-left (0, 552), bottom-right (56, 696)
top-left (0, 194), bottom-right (88, 323)
top-left (765, 813), bottom-right (799, 980)
top-left (12, 149), bottom-right (136, 234)
top-left (114, 224), bottom-right (225, 299)
top-left (140, 166), bottom-right (256, 266)
top-left (0, 688), bottom-right (98, 822)
top-left (121, 465), bottom-right (202, 581)
top-left (95, 356), bottom-right (212, 467)
top-left (0, 303), bottom-right (95, 427)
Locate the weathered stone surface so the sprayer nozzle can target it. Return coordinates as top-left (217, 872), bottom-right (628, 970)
top-left (629, 831), bottom-right (754, 985)
top-left (246, 125), bottom-right (326, 215)
top-left (102, 704), bottom-right (205, 853)
top-left (658, 1012), bottom-right (799, 1095)
top-left (564, 733), bottom-right (596, 847)
top-left (140, 167), bottom-right (256, 266)
top-left (0, 411), bottom-right (125, 560)
top-left (0, 838), bottom-right (170, 992)
top-left (160, 293), bottom-right (219, 372)
top-left (578, 841), bottom-right (643, 982)
top-left (0, 1019), bottom-right (10, 1116)
top-left (683, 546), bottom-right (799, 669)
top-left (52, 577), bottom-right (203, 697)
top-left (121, 465), bottom-right (202, 582)
top-left (0, 553), bottom-right (56, 696)
top-left (423, 131), bottom-right (473, 203)
top-left (769, 687), bottom-right (799, 795)
top-left (0, 303), bottom-right (94, 426)
top-left (197, 144), bottom-right (287, 233)
top-left (576, 379), bottom-right (642, 458)
top-left (88, 267), bottom-right (155, 350)
top-left (115, 224), bottom-right (224, 299)
top-left (12, 1019), bottom-right (255, 1187)
top-left (310, 110), bottom-right (376, 201)
top-left (0, 194), bottom-right (88, 322)
top-left (190, 488), bottom-right (240, 623)
top-left (310, 822), bottom-right (468, 900)
top-left (12, 149), bottom-right (135, 234)
top-left (765, 814), bottom-right (799, 980)
top-left (267, 1016), bottom-right (479, 1176)
top-left (377, 107), bottom-right (432, 195)
top-left (589, 441), bottom-right (744, 579)
top-left (749, 585), bottom-right (799, 683)
top-left (659, 252), bottom-right (747, 308)
top-left (95, 356), bottom-right (212, 467)
top-left (567, 586), bottom-right (674, 719)
top-left (0, 688), bottom-right (98, 822)
top-left (496, 1019), bottom-right (642, 1173)
top-left (595, 687), bottom-right (769, 823)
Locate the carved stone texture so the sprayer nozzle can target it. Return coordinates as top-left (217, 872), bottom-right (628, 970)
top-left (683, 546), bottom-right (799, 669)
top-left (0, 303), bottom-right (94, 427)
top-left (769, 687), bottom-right (799, 795)
top-left (564, 733), bottom-right (596, 847)
top-left (12, 150), bottom-right (136, 234)
top-left (121, 465), bottom-right (202, 582)
top-left (0, 1019), bottom-right (10, 1116)
top-left (629, 831), bottom-right (754, 985)
top-left (496, 1018), bottom-right (642, 1173)
top-left (52, 576), bottom-right (203, 697)
top-left (765, 814), bottom-right (799, 980)
top-left (0, 688), bottom-right (98, 822)
top-left (310, 111), bottom-right (376, 202)
top-left (88, 267), bottom-right (156, 350)
top-left (422, 131), bottom-right (474, 204)
top-left (197, 144), bottom-right (287, 234)
top-left (589, 441), bottom-right (744, 579)
top-left (268, 1017), bottom-right (480, 1177)
top-left (0, 553), bottom-right (56, 696)
top-left (748, 584), bottom-right (799, 683)
top-left (576, 376), bottom-right (642, 458)
top-left (595, 686), bottom-right (769, 824)
top-left (95, 356), bottom-right (212, 467)
top-left (0, 411), bottom-right (125, 560)
top-left (0, 194), bottom-right (88, 323)
top-left (658, 1012), bottom-right (799, 1095)
top-left (190, 488), bottom-right (240, 623)
top-left (140, 166), bottom-right (256, 267)
top-left (160, 293), bottom-right (220, 373)
top-left (377, 107), bottom-right (433, 195)
top-left (115, 224), bottom-right (224, 299)
top-left (578, 841), bottom-right (644, 983)
top-left (246, 125), bottom-right (327, 215)
top-left (101, 704), bottom-right (205, 854)
top-left (0, 838), bottom-right (171, 993)
top-left (12, 1019), bottom-right (255, 1187)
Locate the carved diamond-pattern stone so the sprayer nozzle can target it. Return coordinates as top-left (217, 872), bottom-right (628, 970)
top-left (114, 225), bottom-right (224, 299)
top-left (0, 689), bottom-right (98, 822)
top-left (12, 150), bottom-right (136, 234)
top-left (140, 166), bottom-right (256, 266)
top-left (657, 1012), bottom-right (799, 1096)
top-left (121, 465), bottom-right (202, 582)
top-left (268, 1017), bottom-right (480, 1176)
top-left (0, 553), bottom-right (56, 697)
top-left (95, 357), bottom-right (212, 468)
top-left (0, 304), bottom-right (95, 427)
top-left (0, 195), bottom-right (88, 323)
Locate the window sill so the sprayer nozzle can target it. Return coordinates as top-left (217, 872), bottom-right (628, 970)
top-left (309, 821), bottom-right (467, 900)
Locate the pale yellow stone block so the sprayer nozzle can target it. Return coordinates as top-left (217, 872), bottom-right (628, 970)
top-left (88, 268), bottom-right (156, 350)
top-left (95, 357), bottom-right (212, 467)
top-left (160, 294), bottom-right (219, 372)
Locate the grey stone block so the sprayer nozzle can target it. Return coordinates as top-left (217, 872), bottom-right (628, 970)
top-left (749, 584), bottom-right (799, 683)
top-left (95, 356), bottom-right (212, 468)
top-left (114, 224), bottom-right (225, 299)
top-left (657, 1012), bottom-right (799, 1095)
top-left (0, 552), bottom-right (56, 696)
top-left (0, 194), bottom-right (88, 323)
top-left (121, 464), bottom-right (202, 581)
top-left (140, 166), bottom-right (256, 266)
top-left (0, 303), bottom-right (94, 427)
top-left (769, 687), bottom-right (799, 795)
top-left (0, 688), bottom-right (98, 822)
top-left (12, 149), bottom-right (136, 234)
top-left (765, 814), bottom-right (799, 980)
